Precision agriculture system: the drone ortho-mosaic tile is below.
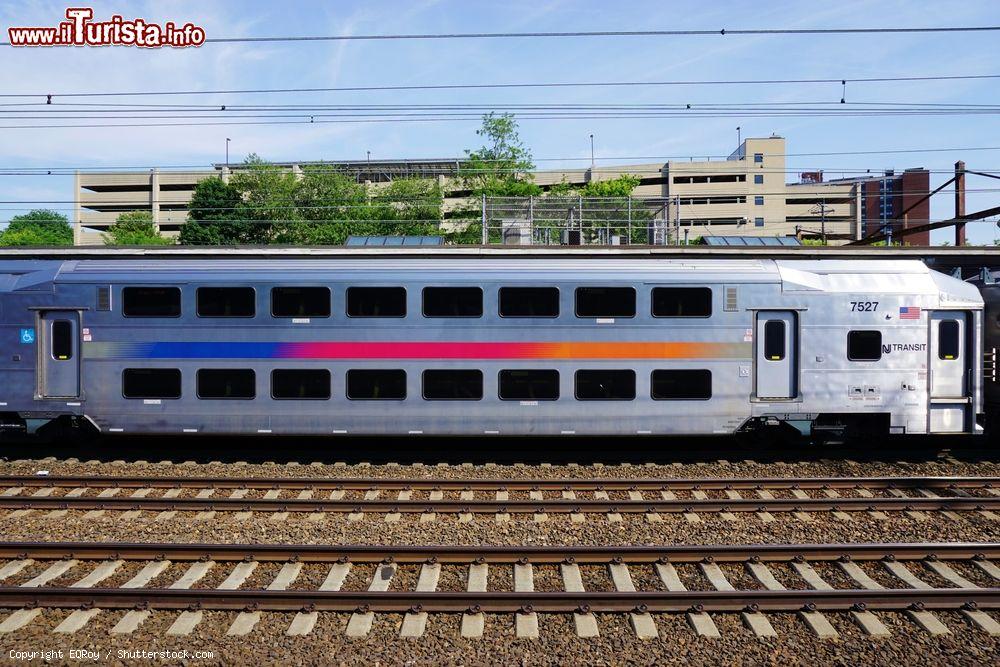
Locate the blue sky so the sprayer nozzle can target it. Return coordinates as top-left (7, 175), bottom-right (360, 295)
top-left (1, 0), bottom-right (998, 243)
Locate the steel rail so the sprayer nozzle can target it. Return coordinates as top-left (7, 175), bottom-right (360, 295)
top-left (1, 587), bottom-right (995, 613)
top-left (0, 475), bottom-right (995, 491)
top-left (1, 495), bottom-right (997, 514)
top-left (0, 541), bottom-right (994, 563)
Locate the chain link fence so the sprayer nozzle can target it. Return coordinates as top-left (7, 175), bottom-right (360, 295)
top-left (481, 196), bottom-right (678, 245)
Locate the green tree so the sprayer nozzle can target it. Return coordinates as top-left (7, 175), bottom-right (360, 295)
top-left (460, 113), bottom-right (541, 197)
top-left (228, 154), bottom-right (299, 243)
top-left (104, 210), bottom-right (171, 245)
top-left (179, 177), bottom-right (248, 245)
top-left (281, 171), bottom-right (443, 245)
top-left (0, 209), bottom-right (72, 246)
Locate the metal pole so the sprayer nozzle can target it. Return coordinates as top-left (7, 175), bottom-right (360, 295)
top-left (481, 194), bottom-right (487, 245)
top-left (955, 160), bottom-right (966, 246)
top-left (821, 199), bottom-right (827, 245)
top-left (590, 134), bottom-right (594, 171)
top-left (225, 138), bottom-right (230, 167)
top-left (675, 196), bottom-right (680, 246)
top-left (529, 195), bottom-right (534, 245)
top-left (627, 196), bottom-right (632, 245)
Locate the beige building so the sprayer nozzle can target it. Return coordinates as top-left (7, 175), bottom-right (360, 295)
top-left (74, 137), bottom-right (863, 245)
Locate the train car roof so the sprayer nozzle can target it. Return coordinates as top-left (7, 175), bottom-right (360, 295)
top-left (0, 255), bottom-right (981, 304)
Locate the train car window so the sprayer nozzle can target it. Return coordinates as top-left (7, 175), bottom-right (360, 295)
top-left (498, 370), bottom-right (559, 400)
top-left (422, 369), bottom-right (483, 400)
top-left (346, 287), bottom-right (406, 318)
top-left (499, 287), bottom-right (559, 318)
top-left (122, 368), bottom-right (181, 399)
top-left (651, 369), bottom-right (712, 400)
top-left (197, 369), bottom-right (255, 399)
top-left (51, 320), bottom-right (73, 360)
top-left (938, 320), bottom-right (960, 360)
top-left (763, 320), bottom-right (785, 360)
top-left (271, 287), bottom-right (331, 318)
top-left (651, 287), bottom-right (712, 318)
top-left (575, 369), bottom-right (636, 400)
top-left (847, 331), bottom-right (882, 361)
top-left (122, 287), bottom-right (181, 317)
top-left (575, 287), bottom-right (636, 318)
top-left (347, 369), bottom-right (407, 400)
top-left (422, 287), bottom-right (483, 318)
top-left (271, 369), bottom-right (330, 400)
top-left (197, 287), bottom-right (255, 318)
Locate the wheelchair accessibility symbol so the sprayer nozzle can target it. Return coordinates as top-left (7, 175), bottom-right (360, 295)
top-left (19, 328), bottom-right (35, 344)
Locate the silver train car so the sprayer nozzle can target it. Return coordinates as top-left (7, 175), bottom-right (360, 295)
top-left (0, 256), bottom-right (985, 440)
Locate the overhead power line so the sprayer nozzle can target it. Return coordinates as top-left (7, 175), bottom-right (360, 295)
top-left (5, 108), bottom-right (1000, 130)
top-left (5, 25), bottom-right (994, 47)
top-left (2, 73), bottom-right (997, 99)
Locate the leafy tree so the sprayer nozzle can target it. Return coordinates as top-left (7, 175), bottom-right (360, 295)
top-left (229, 154), bottom-right (299, 243)
top-left (0, 209), bottom-right (72, 246)
top-left (179, 177), bottom-right (248, 245)
top-left (460, 113), bottom-right (541, 198)
top-left (281, 172), bottom-right (443, 245)
top-left (105, 210), bottom-right (170, 245)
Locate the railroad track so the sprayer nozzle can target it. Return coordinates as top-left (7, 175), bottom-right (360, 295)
top-left (0, 542), bottom-right (997, 639)
top-left (0, 475), bottom-right (998, 519)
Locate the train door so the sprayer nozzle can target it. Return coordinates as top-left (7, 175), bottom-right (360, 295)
top-left (36, 310), bottom-right (81, 399)
top-left (755, 311), bottom-right (797, 400)
top-left (928, 311), bottom-right (970, 432)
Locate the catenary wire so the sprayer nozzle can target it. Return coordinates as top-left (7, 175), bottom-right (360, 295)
top-left (4, 25), bottom-right (998, 47)
top-left (1, 74), bottom-right (997, 99)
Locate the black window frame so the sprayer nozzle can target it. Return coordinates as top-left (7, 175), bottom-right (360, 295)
top-left (122, 286), bottom-right (181, 318)
top-left (196, 286), bottom-right (256, 318)
top-left (651, 369), bottom-right (712, 400)
top-left (51, 319), bottom-right (73, 361)
top-left (421, 286), bottom-right (483, 318)
top-left (754, 195), bottom-right (764, 206)
top-left (938, 320), bottom-right (960, 360)
top-left (122, 368), bottom-right (182, 399)
top-left (498, 287), bottom-right (560, 318)
top-left (763, 320), bottom-right (785, 361)
top-left (574, 369), bottom-right (636, 401)
top-left (847, 330), bottom-right (883, 362)
top-left (651, 287), bottom-right (713, 318)
top-left (346, 286), bottom-right (407, 318)
top-left (422, 369), bottom-right (484, 401)
top-left (270, 368), bottom-right (331, 400)
top-left (753, 152), bottom-right (764, 163)
top-left (754, 174), bottom-right (764, 184)
top-left (575, 287), bottom-right (637, 319)
top-left (196, 368), bottom-right (256, 400)
top-left (270, 286), bottom-right (331, 319)
top-left (346, 369), bottom-right (407, 400)
top-left (498, 369), bottom-right (560, 401)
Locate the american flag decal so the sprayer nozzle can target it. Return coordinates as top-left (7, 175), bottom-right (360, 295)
top-left (899, 306), bottom-right (921, 320)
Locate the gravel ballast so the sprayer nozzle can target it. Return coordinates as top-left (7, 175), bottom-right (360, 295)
top-left (0, 454), bottom-right (996, 664)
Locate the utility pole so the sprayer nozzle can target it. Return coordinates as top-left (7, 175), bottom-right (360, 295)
top-left (809, 200), bottom-right (831, 245)
top-left (736, 126), bottom-right (741, 151)
top-left (589, 134), bottom-right (595, 171)
top-left (225, 138), bottom-right (230, 167)
top-left (955, 160), bottom-right (966, 246)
